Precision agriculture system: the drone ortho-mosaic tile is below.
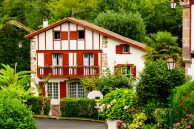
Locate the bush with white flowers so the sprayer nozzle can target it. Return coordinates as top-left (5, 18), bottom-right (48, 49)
top-left (100, 88), bottom-right (138, 120)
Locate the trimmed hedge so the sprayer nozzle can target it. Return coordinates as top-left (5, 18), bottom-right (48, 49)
top-left (60, 98), bottom-right (98, 119)
top-left (26, 96), bottom-right (50, 115)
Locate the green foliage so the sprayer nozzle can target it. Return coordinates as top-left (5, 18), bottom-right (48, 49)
top-left (173, 114), bottom-right (194, 129)
top-left (173, 81), bottom-right (194, 122)
top-left (0, 89), bottom-right (37, 129)
top-left (60, 98), bottom-right (98, 119)
top-left (26, 96), bottom-right (51, 115)
top-left (128, 112), bottom-right (147, 129)
top-left (153, 108), bottom-right (170, 128)
top-left (137, 60), bottom-right (186, 105)
top-left (144, 31), bottom-right (181, 63)
top-left (80, 75), bottom-right (98, 91)
top-left (47, 0), bottom-right (96, 23)
top-left (100, 88), bottom-right (137, 120)
top-left (0, 23), bottom-right (30, 71)
top-left (97, 68), bottom-right (133, 95)
top-left (94, 11), bottom-right (146, 42)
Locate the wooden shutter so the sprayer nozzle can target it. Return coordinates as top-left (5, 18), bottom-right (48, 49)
top-left (60, 81), bottom-right (66, 99)
top-left (70, 31), bottom-right (78, 40)
top-left (116, 45), bottom-right (123, 54)
top-left (39, 82), bottom-right (45, 96)
top-left (63, 53), bottom-right (69, 66)
top-left (44, 52), bottom-right (52, 66)
top-left (94, 52), bottom-right (98, 66)
top-left (61, 32), bottom-right (68, 40)
top-left (131, 65), bottom-right (136, 78)
top-left (77, 52), bottom-right (83, 75)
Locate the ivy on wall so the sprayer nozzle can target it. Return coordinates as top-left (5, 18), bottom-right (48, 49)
top-left (0, 23), bottom-right (30, 71)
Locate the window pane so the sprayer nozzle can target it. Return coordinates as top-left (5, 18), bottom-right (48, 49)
top-left (69, 82), bottom-right (85, 98)
top-left (53, 83), bottom-right (58, 99)
top-left (89, 54), bottom-right (94, 66)
top-left (123, 45), bottom-right (129, 53)
top-left (54, 32), bottom-right (60, 40)
top-left (78, 31), bottom-right (84, 39)
top-left (47, 83), bottom-right (53, 98)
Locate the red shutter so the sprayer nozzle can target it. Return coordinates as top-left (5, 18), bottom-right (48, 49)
top-left (94, 52), bottom-right (99, 74)
top-left (39, 82), bottom-right (45, 96)
top-left (70, 31), bottom-right (78, 40)
top-left (61, 32), bottom-right (68, 40)
top-left (116, 45), bottom-right (123, 54)
top-left (63, 53), bottom-right (69, 66)
top-left (77, 52), bottom-right (83, 75)
top-left (132, 66), bottom-right (136, 78)
top-left (44, 52), bottom-right (52, 66)
top-left (60, 81), bottom-right (66, 99)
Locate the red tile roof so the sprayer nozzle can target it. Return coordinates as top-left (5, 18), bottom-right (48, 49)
top-left (25, 17), bottom-right (145, 50)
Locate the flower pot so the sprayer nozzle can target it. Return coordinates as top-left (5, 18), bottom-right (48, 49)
top-left (106, 119), bottom-right (117, 129)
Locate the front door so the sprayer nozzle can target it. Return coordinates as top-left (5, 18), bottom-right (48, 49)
top-left (46, 82), bottom-right (60, 105)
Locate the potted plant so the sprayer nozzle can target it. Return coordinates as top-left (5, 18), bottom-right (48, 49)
top-left (99, 88), bottom-right (138, 129)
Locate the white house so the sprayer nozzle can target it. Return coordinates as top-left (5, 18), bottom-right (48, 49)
top-left (25, 17), bottom-right (145, 116)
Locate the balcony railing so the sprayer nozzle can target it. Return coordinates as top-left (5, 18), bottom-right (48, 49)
top-left (37, 66), bottom-right (99, 78)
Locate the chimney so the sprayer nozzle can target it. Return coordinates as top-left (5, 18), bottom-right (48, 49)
top-left (43, 19), bottom-right (48, 28)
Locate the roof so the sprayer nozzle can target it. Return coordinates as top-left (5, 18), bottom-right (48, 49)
top-left (9, 20), bottom-right (34, 33)
top-left (25, 17), bottom-right (145, 50)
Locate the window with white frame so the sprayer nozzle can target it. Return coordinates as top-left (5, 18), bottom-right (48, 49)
top-left (68, 82), bottom-right (85, 98)
top-left (123, 45), bottom-right (130, 53)
top-left (47, 82), bottom-right (59, 99)
top-left (121, 66), bottom-right (131, 75)
top-left (78, 30), bottom-right (85, 39)
top-left (83, 54), bottom-right (94, 75)
top-left (52, 54), bottom-right (62, 75)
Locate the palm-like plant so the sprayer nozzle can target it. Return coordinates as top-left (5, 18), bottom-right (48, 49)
top-left (144, 31), bottom-right (181, 63)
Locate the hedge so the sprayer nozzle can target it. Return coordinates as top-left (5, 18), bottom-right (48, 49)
top-left (26, 96), bottom-right (51, 115)
top-left (60, 98), bottom-right (98, 119)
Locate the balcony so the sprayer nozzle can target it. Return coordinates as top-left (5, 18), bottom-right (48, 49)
top-left (37, 66), bottom-right (99, 78)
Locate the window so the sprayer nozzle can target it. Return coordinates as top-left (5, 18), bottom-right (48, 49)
top-left (47, 82), bottom-right (59, 99)
top-left (123, 45), bottom-right (130, 53)
top-left (54, 31), bottom-right (60, 40)
top-left (52, 54), bottom-right (62, 66)
top-left (121, 66), bottom-right (131, 74)
top-left (78, 30), bottom-right (84, 39)
top-left (84, 54), bottom-right (94, 66)
top-left (68, 82), bottom-right (85, 98)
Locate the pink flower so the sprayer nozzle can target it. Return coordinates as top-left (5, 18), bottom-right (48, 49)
top-left (189, 121), bottom-right (193, 125)
top-left (186, 125), bottom-right (191, 128)
top-left (182, 118), bottom-right (184, 122)
top-left (107, 104), bottom-right (111, 109)
top-left (173, 128), bottom-right (176, 129)
top-left (175, 122), bottom-right (180, 126)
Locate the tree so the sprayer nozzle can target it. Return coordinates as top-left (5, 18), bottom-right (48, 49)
top-left (47, 0), bottom-right (97, 23)
top-left (144, 31), bottom-right (181, 63)
top-left (0, 23), bottom-right (30, 71)
top-left (94, 11), bottom-right (146, 42)
top-left (136, 60), bottom-right (186, 105)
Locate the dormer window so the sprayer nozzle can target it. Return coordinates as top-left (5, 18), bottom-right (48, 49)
top-left (123, 45), bottom-right (129, 53)
top-left (54, 31), bottom-right (60, 40)
top-left (78, 30), bottom-right (84, 39)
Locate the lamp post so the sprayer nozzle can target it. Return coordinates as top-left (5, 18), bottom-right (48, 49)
top-left (170, 0), bottom-right (177, 9)
top-left (166, 57), bottom-right (176, 128)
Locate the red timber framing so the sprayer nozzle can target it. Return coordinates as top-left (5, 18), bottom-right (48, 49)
top-left (60, 81), bottom-right (66, 98)
top-left (37, 50), bottom-right (102, 78)
top-left (115, 64), bottom-right (136, 78)
top-left (25, 17), bottom-right (145, 51)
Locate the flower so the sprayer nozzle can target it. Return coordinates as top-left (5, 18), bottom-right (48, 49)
top-left (186, 125), bottom-right (191, 128)
top-left (123, 106), bottom-right (129, 110)
top-left (99, 104), bottom-right (105, 111)
top-left (189, 121), bottom-right (193, 125)
top-left (107, 104), bottom-right (111, 109)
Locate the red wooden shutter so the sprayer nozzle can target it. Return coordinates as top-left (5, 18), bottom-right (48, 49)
top-left (70, 31), bottom-right (78, 40)
top-left (61, 32), bottom-right (68, 40)
top-left (60, 81), bottom-right (66, 99)
top-left (94, 52), bottom-right (99, 74)
top-left (44, 52), bottom-right (52, 66)
top-left (39, 82), bottom-right (45, 96)
top-left (63, 53), bottom-right (69, 66)
top-left (77, 52), bottom-right (83, 75)
top-left (132, 65), bottom-right (136, 78)
top-left (116, 45), bottom-right (123, 54)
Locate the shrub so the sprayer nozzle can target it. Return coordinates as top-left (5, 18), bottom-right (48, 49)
top-left (100, 88), bottom-right (138, 121)
top-left (128, 112), bottom-right (147, 129)
top-left (26, 96), bottom-right (50, 115)
top-left (173, 114), bottom-right (194, 129)
top-left (137, 60), bottom-right (186, 105)
top-left (0, 90), bottom-right (37, 129)
top-left (153, 108), bottom-right (170, 128)
top-left (60, 98), bottom-right (98, 119)
top-left (173, 81), bottom-right (194, 122)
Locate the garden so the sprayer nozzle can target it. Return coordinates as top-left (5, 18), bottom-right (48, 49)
top-left (0, 32), bottom-right (193, 129)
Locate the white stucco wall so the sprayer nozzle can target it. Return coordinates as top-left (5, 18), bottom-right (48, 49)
top-left (46, 30), bottom-right (53, 50)
top-left (105, 38), bottom-right (145, 76)
top-left (85, 29), bottom-right (92, 49)
top-left (94, 32), bottom-right (100, 50)
top-left (61, 23), bottom-right (68, 31)
top-left (39, 33), bottom-right (45, 50)
top-left (191, 5), bottom-right (194, 51)
top-left (37, 53), bottom-right (44, 66)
